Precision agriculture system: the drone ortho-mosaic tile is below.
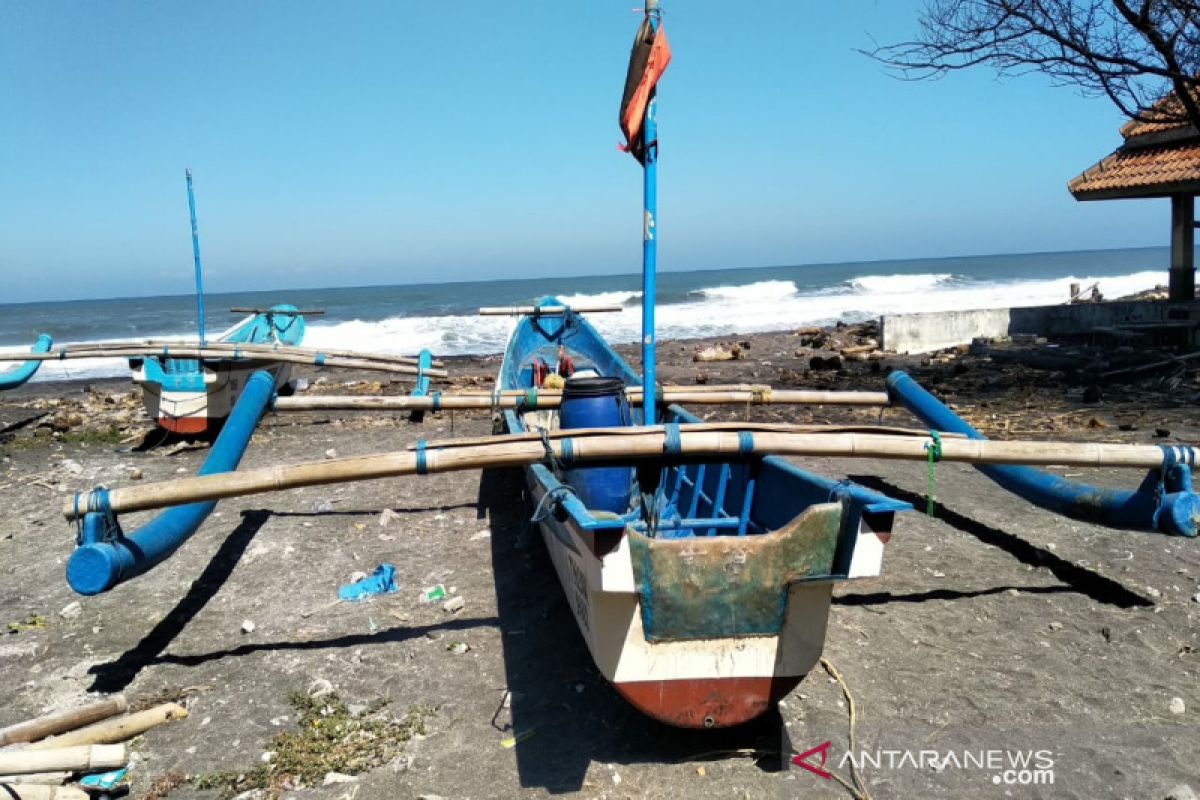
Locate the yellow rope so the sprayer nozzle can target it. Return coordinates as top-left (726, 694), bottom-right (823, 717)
top-left (819, 656), bottom-right (873, 800)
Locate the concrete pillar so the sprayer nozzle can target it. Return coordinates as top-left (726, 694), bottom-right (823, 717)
top-left (1170, 193), bottom-right (1195, 301)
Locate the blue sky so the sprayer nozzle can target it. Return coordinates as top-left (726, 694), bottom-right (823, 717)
top-left (0, 1), bottom-right (1167, 302)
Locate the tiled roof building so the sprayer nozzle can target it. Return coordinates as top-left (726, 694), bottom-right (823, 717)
top-left (1070, 94), bottom-right (1200, 300)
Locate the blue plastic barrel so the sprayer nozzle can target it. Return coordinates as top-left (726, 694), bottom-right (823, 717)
top-left (559, 376), bottom-right (633, 514)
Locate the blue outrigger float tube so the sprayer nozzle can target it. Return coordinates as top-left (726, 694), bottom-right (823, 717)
top-left (500, 298), bottom-right (910, 729)
top-left (66, 370), bottom-right (275, 595)
top-left (0, 334), bottom-right (53, 391)
top-left (887, 370), bottom-right (1200, 537)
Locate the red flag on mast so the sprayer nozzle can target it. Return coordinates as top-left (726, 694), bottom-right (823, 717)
top-left (619, 18), bottom-right (671, 164)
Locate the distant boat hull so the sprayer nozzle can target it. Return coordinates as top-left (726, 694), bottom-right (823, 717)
top-left (135, 360), bottom-right (293, 435)
top-left (131, 305), bottom-right (305, 435)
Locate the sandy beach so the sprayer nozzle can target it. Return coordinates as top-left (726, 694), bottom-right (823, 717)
top-left (1, 326), bottom-right (1198, 799)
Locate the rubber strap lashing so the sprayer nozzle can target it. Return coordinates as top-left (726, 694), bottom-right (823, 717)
top-left (663, 422), bottom-right (682, 456)
top-left (415, 440), bottom-right (429, 475)
top-left (737, 431), bottom-right (754, 457)
top-left (315, 353), bottom-right (326, 366)
top-left (430, 391), bottom-right (441, 412)
top-left (524, 388), bottom-right (538, 410)
top-left (559, 437), bottom-right (575, 467)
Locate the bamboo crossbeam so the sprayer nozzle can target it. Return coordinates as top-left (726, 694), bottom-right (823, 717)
top-left (478, 304), bottom-right (625, 316)
top-left (406, 423), bottom-right (963, 452)
top-left (27, 703), bottom-right (186, 749)
top-left (63, 429), bottom-right (1194, 520)
top-left (0, 772), bottom-right (72, 785)
top-left (0, 744), bottom-right (125, 775)
top-left (0, 347), bottom-right (447, 378)
top-left (229, 307), bottom-right (325, 315)
top-left (0, 697), bottom-right (127, 747)
top-left (274, 387), bottom-right (889, 412)
top-left (33, 340), bottom-right (443, 368)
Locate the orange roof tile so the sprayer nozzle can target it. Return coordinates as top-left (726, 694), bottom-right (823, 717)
top-left (1069, 141), bottom-right (1200, 199)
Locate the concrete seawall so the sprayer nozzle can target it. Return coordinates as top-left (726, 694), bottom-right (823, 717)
top-left (880, 300), bottom-right (1200, 354)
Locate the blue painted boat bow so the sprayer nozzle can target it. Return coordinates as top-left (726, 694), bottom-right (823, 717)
top-left (0, 334), bottom-right (53, 391)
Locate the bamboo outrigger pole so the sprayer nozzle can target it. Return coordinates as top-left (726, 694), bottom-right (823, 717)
top-left (28, 340), bottom-right (443, 369)
top-left (274, 387), bottom-right (890, 412)
top-left (478, 304), bottom-right (624, 316)
top-left (0, 346), bottom-right (446, 377)
top-left (64, 428), bottom-right (1198, 520)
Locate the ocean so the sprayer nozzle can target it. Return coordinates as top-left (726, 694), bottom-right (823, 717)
top-left (0, 247), bottom-right (1172, 383)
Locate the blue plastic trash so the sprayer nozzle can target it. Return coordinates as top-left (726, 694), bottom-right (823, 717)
top-left (339, 563), bottom-right (398, 602)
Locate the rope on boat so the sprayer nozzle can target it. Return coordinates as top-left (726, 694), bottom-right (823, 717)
top-left (530, 484), bottom-right (576, 523)
top-left (925, 430), bottom-right (942, 517)
top-left (663, 422), bottom-right (681, 455)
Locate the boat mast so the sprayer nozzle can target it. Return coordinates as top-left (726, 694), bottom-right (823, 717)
top-left (641, 0), bottom-right (661, 424)
top-left (185, 168), bottom-right (207, 346)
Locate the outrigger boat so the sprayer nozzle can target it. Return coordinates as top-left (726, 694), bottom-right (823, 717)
top-left (498, 300), bottom-right (908, 727)
top-left (128, 304), bottom-right (307, 434)
top-left (56, 0), bottom-right (1199, 738)
top-left (0, 171), bottom-right (445, 434)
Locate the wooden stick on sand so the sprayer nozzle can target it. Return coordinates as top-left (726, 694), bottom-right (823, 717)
top-left (27, 703), bottom-right (187, 750)
top-left (0, 697), bottom-right (128, 747)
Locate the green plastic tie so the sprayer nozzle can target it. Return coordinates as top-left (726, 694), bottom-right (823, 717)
top-left (924, 430), bottom-right (942, 517)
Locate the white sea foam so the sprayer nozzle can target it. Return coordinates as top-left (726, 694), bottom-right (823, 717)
top-left (15, 268), bottom-right (1166, 382)
top-left (845, 273), bottom-right (957, 293)
top-left (692, 279), bottom-right (799, 300)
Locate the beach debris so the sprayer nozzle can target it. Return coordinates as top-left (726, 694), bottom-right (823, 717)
top-left (499, 729), bottom-right (535, 749)
top-left (809, 354), bottom-right (842, 371)
top-left (338, 564), bottom-right (398, 602)
top-left (693, 345), bottom-right (736, 363)
top-left (419, 584), bottom-right (447, 604)
top-left (129, 467), bottom-right (143, 480)
top-left (1166, 784), bottom-right (1198, 800)
top-left (0, 786), bottom-right (90, 799)
top-left (469, 529), bottom-right (490, 541)
top-left (60, 460), bottom-right (83, 476)
top-left (0, 695), bottom-right (129, 753)
top-left (1169, 697), bottom-right (1186, 715)
top-left (28, 703), bottom-right (186, 749)
top-left (324, 448), bottom-right (338, 459)
top-left (78, 767), bottom-right (127, 791)
top-left (307, 679), bottom-right (334, 700)
top-left (241, 620), bottom-right (256, 635)
top-left (0, 744), bottom-right (127, 776)
top-left (446, 642), bottom-right (470, 655)
top-left (442, 596), bottom-right (465, 614)
top-left (379, 508), bottom-right (401, 527)
top-left (323, 772), bottom-right (357, 786)
top-left (58, 602), bottom-right (81, 621)
top-left (1155, 428), bottom-right (1171, 438)
top-left (7, 614), bottom-right (46, 634)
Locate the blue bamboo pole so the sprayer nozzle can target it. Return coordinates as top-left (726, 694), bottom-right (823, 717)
top-left (66, 370), bottom-right (275, 595)
top-left (186, 168), bottom-right (207, 346)
top-left (0, 334), bottom-right (53, 391)
top-left (640, 0), bottom-right (661, 425)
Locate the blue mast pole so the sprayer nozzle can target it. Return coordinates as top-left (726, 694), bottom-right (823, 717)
top-left (641, 0), bottom-right (661, 425)
top-left (186, 168), bottom-right (207, 346)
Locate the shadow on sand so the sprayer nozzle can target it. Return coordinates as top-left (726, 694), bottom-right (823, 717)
top-left (845, 474), bottom-right (1153, 610)
top-left (477, 467), bottom-right (787, 794)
